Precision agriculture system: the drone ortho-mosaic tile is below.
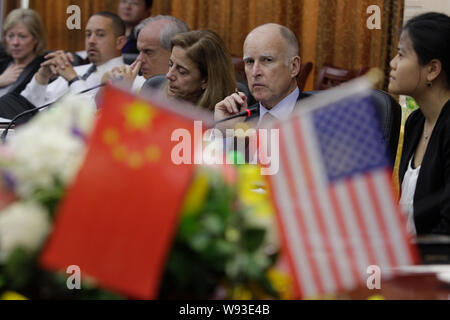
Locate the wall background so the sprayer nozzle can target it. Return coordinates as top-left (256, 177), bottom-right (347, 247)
top-left (404, 0), bottom-right (450, 22)
top-left (2, 0), bottom-right (405, 91)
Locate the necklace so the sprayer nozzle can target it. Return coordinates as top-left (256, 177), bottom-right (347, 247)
top-left (423, 123), bottom-right (434, 143)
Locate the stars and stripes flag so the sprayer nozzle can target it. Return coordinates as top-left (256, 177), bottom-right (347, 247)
top-left (267, 80), bottom-right (420, 299)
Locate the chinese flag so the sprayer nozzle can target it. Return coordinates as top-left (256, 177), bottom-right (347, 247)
top-left (40, 86), bottom-right (207, 299)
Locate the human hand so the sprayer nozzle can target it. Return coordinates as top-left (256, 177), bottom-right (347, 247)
top-left (102, 61), bottom-right (142, 88)
top-left (45, 51), bottom-right (77, 82)
top-left (0, 64), bottom-right (24, 87)
top-left (35, 50), bottom-right (75, 84)
top-left (214, 91), bottom-right (248, 134)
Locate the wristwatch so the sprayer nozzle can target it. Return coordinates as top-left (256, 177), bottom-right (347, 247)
top-left (68, 76), bottom-right (80, 86)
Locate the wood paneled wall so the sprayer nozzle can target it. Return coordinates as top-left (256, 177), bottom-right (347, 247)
top-left (3, 0), bottom-right (174, 52)
top-left (29, 0), bottom-right (118, 52)
top-left (3, 1), bottom-right (403, 91)
top-left (4, 0), bottom-right (119, 52)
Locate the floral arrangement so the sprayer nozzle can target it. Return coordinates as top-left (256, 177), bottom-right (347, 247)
top-left (0, 95), bottom-right (292, 300)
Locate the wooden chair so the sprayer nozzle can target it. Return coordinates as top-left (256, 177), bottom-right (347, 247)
top-left (231, 56), bottom-right (246, 83)
top-left (297, 62), bottom-right (313, 91)
top-left (315, 64), bottom-right (370, 90)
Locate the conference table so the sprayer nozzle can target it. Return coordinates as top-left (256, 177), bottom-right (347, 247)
top-left (337, 267), bottom-right (450, 300)
top-left (336, 236), bottom-right (450, 300)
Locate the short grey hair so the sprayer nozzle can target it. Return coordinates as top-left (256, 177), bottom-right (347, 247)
top-left (279, 25), bottom-right (299, 59)
top-left (135, 15), bottom-right (190, 50)
top-left (249, 23), bottom-right (299, 65)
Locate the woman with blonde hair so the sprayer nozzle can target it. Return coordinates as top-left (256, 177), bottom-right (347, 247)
top-left (0, 8), bottom-right (46, 97)
top-left (165, 29), bottom-right (237, 110)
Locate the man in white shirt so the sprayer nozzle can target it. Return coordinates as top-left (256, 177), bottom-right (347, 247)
top-left (214, 23), bottom-right (304, 130)
top-left (21, 12), bottom-right (128, 107)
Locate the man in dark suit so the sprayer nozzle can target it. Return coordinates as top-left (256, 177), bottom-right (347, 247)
top-left (214, 23), bottom-right (306, 131)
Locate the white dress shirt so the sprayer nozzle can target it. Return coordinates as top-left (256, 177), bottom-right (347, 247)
top-left (131, 75), bottom-right (146, 93)
top-left (399, 157), bottom-right (419, 236)
top-left (257, 87), bottom-right (300, 125)
top-left (219, 87), bottom-right (300, 161)
top-left (20, 56), bottom-right (125, 107)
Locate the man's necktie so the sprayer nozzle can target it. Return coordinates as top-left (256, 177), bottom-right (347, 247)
top-left (80, 65), bottom-right (97, 80)
top-left (259, 112), bottom-right (278, 128)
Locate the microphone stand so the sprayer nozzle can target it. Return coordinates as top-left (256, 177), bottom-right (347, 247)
top-left (214, 105), bottom-right (259, 125)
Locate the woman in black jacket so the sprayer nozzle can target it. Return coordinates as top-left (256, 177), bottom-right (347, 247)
top-left (389, 12), bottom-right (450, 235)
top-left (0, 8), bottom-right (46, 97)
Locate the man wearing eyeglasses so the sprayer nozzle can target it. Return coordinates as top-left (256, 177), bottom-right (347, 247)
top-left (117, 0), bottom-right (152, 54)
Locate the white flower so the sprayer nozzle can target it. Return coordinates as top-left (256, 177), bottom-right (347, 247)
top-left (0, 201), bottom-right (51, 263)
top-left (0, 94), bottom-right (96, 198)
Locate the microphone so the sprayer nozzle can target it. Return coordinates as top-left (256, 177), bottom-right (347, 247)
top-left (1, 82), bottom-right (109, 143)
top-left (214, 105), bottom-right (259, 124)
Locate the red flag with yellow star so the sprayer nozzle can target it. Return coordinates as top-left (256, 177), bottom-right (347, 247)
top-left (39, 86), bottom-right (210, 299)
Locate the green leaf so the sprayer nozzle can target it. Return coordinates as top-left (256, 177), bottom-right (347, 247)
top-left (243, 228), bottom-right (266, 252)
top-left (3, 247), bottom-right (37, 291)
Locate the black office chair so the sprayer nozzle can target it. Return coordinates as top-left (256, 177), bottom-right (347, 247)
top-left (142, 74), bottom-right (166, 90)
top-left (371, 89), bottom-right (402, 164)
top-left (303, 89), bottom-right (401, 166)
top-left (0, 92), bottom-right (37, 124)
top-left (0, 43), bottom-right (7, 60)
top-left (71, 52), bottom-right (89, 66)
top-left (123, 53), bottom-right (138, 65)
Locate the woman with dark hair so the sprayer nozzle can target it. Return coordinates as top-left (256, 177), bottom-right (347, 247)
top-left (0, 8), bottom-right (46, 97)
top-left (165, 29), bottom-right (237, 110)
top-left (389, 12), bottom-right (450, 235)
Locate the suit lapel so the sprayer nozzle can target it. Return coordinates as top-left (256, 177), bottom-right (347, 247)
top-left (245, 89), bottom-right (308, 123)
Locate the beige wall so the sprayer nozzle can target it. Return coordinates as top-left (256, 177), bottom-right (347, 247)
top-left (404, 0), bottom-right (450, 22)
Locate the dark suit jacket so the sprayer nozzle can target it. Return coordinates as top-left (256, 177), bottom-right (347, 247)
top-left (399, 99), bottom-right (450, 235)
top-left (122, 27), bottom-right (139, 55)
top-left (0, 44), bottom-right (7, 60)
top-left (0, 55), bottom-right (45, 95)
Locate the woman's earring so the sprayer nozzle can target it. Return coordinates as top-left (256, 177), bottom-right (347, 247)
top-left (426, 81), bottom-right (433, 88)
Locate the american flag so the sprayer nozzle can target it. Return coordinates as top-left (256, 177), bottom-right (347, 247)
top-left (268, 88), bottom-right (419, 299)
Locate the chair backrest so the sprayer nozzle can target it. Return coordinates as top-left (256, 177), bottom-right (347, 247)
top-left (297, 62), bottom-right (313, 91)
top-left (371, 89), bottom-right (402, 164)
top-left (142, 74), bottom-right (167, 90)
top-left (303, 89), bottom-right (401, 166)
top-left (71, 52), bottom-right (89, 66)
top-left (0, 92), bottom-right (37, 124)
top-left (316, 64), bottom-right (370, 90)
top-left (231, 56), bottom-right (246, 84)
top-left (316, 64), bottom-right (355, 90)
top-left (123, 53), bottom-right (138, 65)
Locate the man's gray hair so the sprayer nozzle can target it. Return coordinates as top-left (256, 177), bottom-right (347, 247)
top-left (135, 15), bottom-right (190, 50)
top-left (279, 25), bottom-right (299, 59)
